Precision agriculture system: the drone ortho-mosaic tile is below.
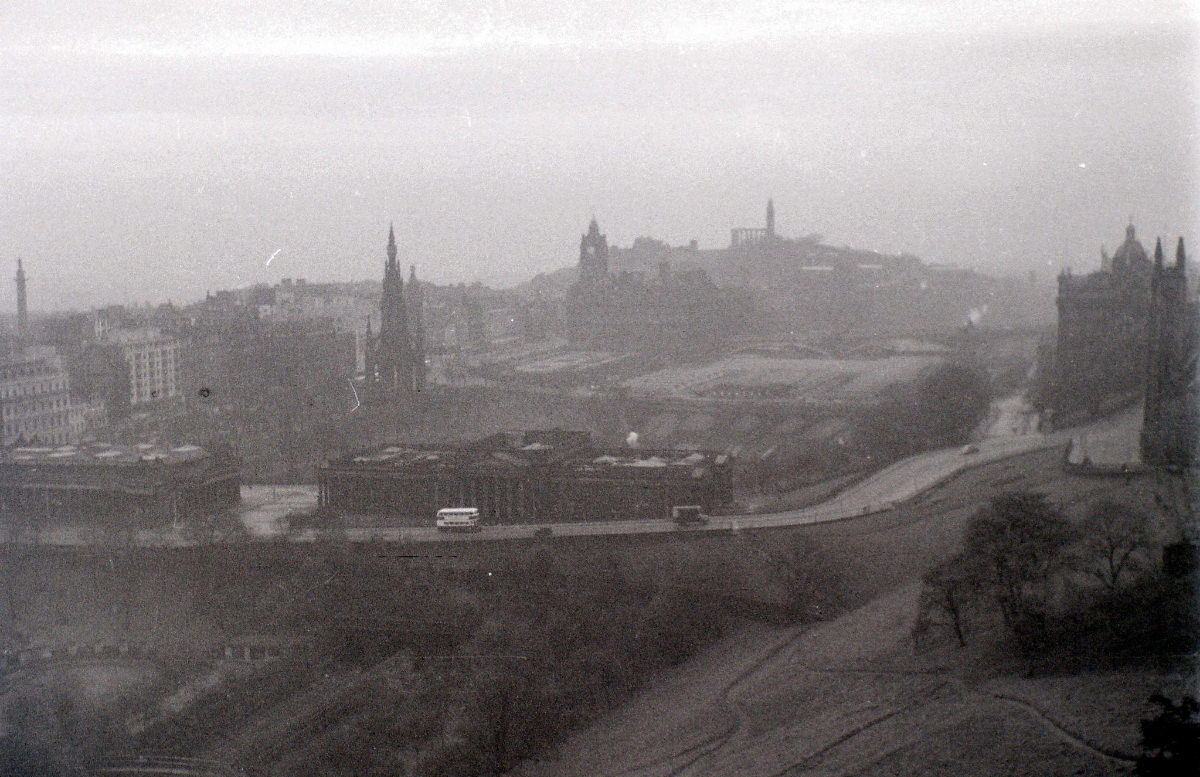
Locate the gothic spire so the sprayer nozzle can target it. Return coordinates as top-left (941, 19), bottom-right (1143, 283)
top-left (387, 223), bottom-right (397, 268)
top-left (1176, 236), bottom-right (1186, 272)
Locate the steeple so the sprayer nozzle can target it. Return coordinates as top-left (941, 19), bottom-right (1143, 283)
top-left (15, 258), bottom-right (28, 344)
top-left (1176, 236), bottom-right (1186, 272)
top-left (766, 198), bottom-right (776, 238)
top-left (1154, 237), bottom-right (1164, 268)
top-left (373, 224), bottom-right (417, 398)
top-left (579, 217), bottom-right (609, 284)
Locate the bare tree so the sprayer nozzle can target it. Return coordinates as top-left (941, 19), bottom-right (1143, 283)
top-left (1074, 500), bottom-right (1157, 592)
top-left (760, 534), bottom-right (845, 622)
top-left (916, 553), bottom-right (981, 648)
top-left (963, 492), bottom-right (1077, 647)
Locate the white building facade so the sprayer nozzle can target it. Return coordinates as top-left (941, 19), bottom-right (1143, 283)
top-left (109, 328), bottom-right (181, 406)
top-left (0, 347), bottom-right (78, 446)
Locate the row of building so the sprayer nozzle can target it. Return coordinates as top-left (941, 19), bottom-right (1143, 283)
top-left (590, 200), bottom-right (1049, 338)
top-left (0, 441), bottom-right (240, 525)
top-left (0, 428), bottom-right (731, 527)
top-left (319, 429), bottom-right (733, 524)
top-left (566, 218), bottom-right (753, 354)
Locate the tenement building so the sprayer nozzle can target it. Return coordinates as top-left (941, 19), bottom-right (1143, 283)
top-left (108, 327), bottom-right (181, 406)
top-left (0, 347), bottom-right (83, 446)
top-left (0, 442), bottom-right (240, 525)
top-left (318, 430), bottom-right (734, 523)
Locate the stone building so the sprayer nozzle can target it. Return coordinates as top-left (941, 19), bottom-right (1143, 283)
top-left (1046, 224), bottom-right (1156, 425)
top-left (2, 263), bottom-right (99, 445)
top-left (603, 200), bottom-right (1045, 337)
top-left (0, 347), bottom-right (80, 446)
top-left (0, 441), bottom-right (239, 525)
top-left (318, 429), bottom-right (733, 524)
top-left (1141, 237), bottom-right (1197, 469)
top-left (108, 327), bottom-right (181, 406)
top-left (565, 218), bottom-right (749, 354)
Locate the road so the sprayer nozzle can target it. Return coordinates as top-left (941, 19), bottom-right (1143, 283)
top-left (2, 407), bottom-right (1141, 549)
top-left (315, 405), bottom-right (1138, 542)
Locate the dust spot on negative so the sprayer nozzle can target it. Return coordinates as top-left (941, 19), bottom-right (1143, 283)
top-left (198, 387), bottom-right (212, 398)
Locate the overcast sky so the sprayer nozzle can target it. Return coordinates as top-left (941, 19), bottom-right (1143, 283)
top-left (1, 1), bottom-right (1196, 311)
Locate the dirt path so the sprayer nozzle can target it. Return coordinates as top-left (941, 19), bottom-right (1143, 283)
top-left (984, 690), bottom-right (1139, 764)
top-left (667, 627), bottom-right (810, 777)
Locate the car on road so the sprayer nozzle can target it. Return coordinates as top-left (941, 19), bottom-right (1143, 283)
top-left (671, 505), bottom-right (706, 526)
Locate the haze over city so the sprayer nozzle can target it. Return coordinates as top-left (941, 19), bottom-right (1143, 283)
top-left (3, 4), bottom-right (1200, 775)
top-left (1, 0), bottom-right (1195, 312)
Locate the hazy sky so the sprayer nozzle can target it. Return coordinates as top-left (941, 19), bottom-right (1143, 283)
top-left (1, 1), bottom-right (1196, 311)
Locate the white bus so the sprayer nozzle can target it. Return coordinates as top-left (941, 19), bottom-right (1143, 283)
top-left (436, 507), bottom-right (482, 533)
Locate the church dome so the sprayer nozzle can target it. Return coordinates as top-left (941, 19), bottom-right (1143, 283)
top-left (1111, 223), bottom-right (1149, 270)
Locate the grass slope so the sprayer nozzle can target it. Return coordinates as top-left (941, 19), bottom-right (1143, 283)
top-left (514, 451), bottom-right (1185, 777)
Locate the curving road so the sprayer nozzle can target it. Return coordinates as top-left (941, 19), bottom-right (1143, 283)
top-left (3, 408), bottom-right (1140, 549)
top-left (315, 407), bottom-right (1138, 543)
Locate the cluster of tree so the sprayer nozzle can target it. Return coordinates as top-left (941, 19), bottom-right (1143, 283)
top-left (0, 530), bottom-right (846, 776)
top-left (157, 537), bottom-right (840, 776)
top-left (271, 546), bottom-right (737, 776)
top-left (856, 360), bottom-right (991, 463)
top-left (914, 492), bottom-right (1193, 667)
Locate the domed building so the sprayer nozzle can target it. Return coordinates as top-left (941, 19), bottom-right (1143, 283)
top-left (1103, 223), bottom-right (1152, 274)
top-left (1048, 223), bottom-right (1156, 425)
top-left (1046, 223), bottom-right (1195, 441)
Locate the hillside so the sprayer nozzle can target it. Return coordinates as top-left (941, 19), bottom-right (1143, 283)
top-left (515, 449), bottom-right (1190, 777)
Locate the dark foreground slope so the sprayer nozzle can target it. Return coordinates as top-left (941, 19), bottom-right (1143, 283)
top-left (516, 450), bottom-right (1192, 777)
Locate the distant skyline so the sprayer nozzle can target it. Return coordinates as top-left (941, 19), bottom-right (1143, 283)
top-left (1, 1), bottom-right (1196, 312)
